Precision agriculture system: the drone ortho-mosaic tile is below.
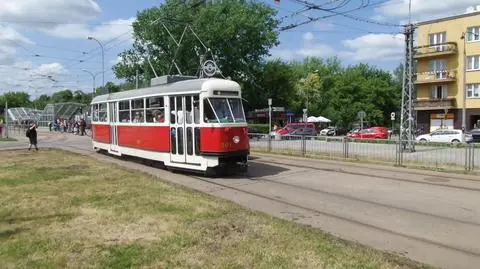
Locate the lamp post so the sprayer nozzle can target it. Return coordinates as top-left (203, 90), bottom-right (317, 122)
top-left (82, 69), bottom-right (102, 99)
top-left (87, 36), bottom-right (105, 92)
top-left (268, 98), bottom-right (272, 135)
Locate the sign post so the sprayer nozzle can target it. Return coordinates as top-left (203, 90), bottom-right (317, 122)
top-left (390, 112), bottom-right (395, 139)
top-left (357, 110), bottom-right (366, 130)
top-left (268, 98), bottom-right (272, 135)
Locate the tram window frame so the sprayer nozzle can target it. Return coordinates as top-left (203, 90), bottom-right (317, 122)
top-left (131, 98), bottom-right (145, 123)
top-left (193, 96), bottom-right (200, 124)
top-left (146, 96), bottom-right (165, 123)
top-left (92, 104), bottom-right (99, 122)
top-left (118, 100), bottom-right (131, 123)
top-left (98, 103), bottom-right (107, 123)
top-left (202, 98), bottom-right (219, 123)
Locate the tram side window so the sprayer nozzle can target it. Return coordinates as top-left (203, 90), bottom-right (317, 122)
top-left (98, 103), bottom-right (107, 122)
top-left (132, 98), bottom-right (144, 123)
top-left (146, 96), bottom-right (165, 123)
top-left (203, 99), bottom-right (218, 123)
top-left (118, 101), bottom-right (130, 122)
top-left (92, 104), bottom-right (99, 122)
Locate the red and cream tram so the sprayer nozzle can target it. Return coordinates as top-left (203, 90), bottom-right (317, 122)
top-left (90, 76), bottom-right (249, 175)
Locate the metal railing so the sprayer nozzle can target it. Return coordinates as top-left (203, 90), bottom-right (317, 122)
top-left (248, 133), bottom-right (479, 172)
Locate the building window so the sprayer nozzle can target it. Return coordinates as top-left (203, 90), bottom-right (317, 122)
top-left (429, 32), bottom-right (446, 51)
top-left (467, 55), bottom-right (480, 71)
top-left (431, 85), bottom-right (448, 99)
top-left (467, 27), bottom-right (480, 42)
top-left (467, 84), bottom-right (480, 98)
top-left (429, 59), bottom-right (447, 79)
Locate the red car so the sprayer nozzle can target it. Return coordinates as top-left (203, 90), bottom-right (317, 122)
top-left (347, 127), bottom-right (389, 140)
top-left (276, 123), bottom-right (316, 135)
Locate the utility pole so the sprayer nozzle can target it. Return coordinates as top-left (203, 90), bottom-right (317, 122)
top-left (400, 23), bottom-right (417, 152)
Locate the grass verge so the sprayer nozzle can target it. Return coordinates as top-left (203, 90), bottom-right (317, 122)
top-left (0, 137), bottom-right (17, 142)
top-left (0, 149), bottom-right (434, 268)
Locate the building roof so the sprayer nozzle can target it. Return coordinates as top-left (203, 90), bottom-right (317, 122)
top-left (417, 11), bottom-right (480, 26)
top-left (91, 78), bottom-right (241, 103)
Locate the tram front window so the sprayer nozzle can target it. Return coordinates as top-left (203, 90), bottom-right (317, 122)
top-left (205, 98), bottom-right (246, 123)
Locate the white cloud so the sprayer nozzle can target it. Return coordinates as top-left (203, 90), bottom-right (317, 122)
top-left (269, 32), bottom-right (336, 60)
top-left (0, 0), bottom-right (101, 25)
top-left (341, 33), bottom-right (405, 61)
top-left (298, 44), bottom-right (336, 58)
top-left (376, 0), bottom-right (480, 21)
top-left (0, 25), bottom-right (33, 65)
top-left (45, 17), bottom-right (135, 43)
top-left (302, 32), bottom-right (315, 41)
top-left (0, 61), bottom-right (70, 96)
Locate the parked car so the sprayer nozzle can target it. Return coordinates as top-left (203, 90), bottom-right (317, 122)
top-left (347, 127), bottom-right (389, 140)
top-left (283, 127), bottom-right (317, 139)
top-left (415, 129), bottom-right (473, 144)
top-left (276, 122), bottom-right (316, 135)
top-left (469, 128), bottom-right (480, 143)
top-left (319, 127), bottom-right (337, 136)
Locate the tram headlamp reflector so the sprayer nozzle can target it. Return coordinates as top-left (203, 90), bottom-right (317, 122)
top-left (233, 136), bottom-right (240, 144)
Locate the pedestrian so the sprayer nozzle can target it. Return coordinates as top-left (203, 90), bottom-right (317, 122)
top-left (26, 123), bottom-right (38, 151)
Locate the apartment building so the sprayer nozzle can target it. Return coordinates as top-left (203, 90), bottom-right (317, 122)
top-left (415, 11), bottom-right (480, 132)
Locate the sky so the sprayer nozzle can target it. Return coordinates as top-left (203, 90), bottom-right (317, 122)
top-left (0, 0), bottom-right (479, 99)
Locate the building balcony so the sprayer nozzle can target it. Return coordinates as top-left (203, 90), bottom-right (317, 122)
top-left (414, 43), bottom-right (458, 59)
top-left (414, 70), bottom-right (457, 85)
top-left (414, 98), bottom-right (456, 111)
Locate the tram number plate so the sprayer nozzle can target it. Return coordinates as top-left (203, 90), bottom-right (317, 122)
top-left (221, 142), bottom-right (233, 149)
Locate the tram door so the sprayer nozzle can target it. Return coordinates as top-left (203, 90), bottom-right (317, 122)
top-left (170, 96), bottom-right (202, 164)
top-left (108, 102), bottom-right (119, 153)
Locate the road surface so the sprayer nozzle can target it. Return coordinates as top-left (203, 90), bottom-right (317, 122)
top-left (2, 129), bottom-right (480, 269)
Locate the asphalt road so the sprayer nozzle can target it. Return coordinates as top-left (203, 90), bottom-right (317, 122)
top-left (3, 129), bottom-right (480, 269)
top-left (249, 136), bottom-right (480, 170)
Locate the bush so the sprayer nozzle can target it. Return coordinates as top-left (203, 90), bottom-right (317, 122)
top-left (248, 124), bottom-right (270, 133)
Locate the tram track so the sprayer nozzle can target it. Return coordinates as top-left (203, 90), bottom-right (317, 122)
top-left (188, 173), bottom-right (480, 258)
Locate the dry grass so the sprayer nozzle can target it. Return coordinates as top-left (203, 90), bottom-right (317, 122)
top-left (0, 137), bottom-right (17, 142)
top-left (0, 149), bottom-right (434, 269)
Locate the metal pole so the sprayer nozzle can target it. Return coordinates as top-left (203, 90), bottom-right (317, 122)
top-left (462, 32), bottom-right (467, 140)
top-left (88, 36), bottom-right (105, 91)
top-left (5, 100), bottom-right (8, 138)
top-left (268, 98), bottom-right (272, 135)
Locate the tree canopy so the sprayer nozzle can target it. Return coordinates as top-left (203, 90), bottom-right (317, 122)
top-left (113, 0), bottom-right (279, 84)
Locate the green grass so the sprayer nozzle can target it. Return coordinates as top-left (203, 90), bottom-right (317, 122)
top-left (0, 137), bottom-right (17, 142)
top-left (0, 149), bottom-right (435, 269)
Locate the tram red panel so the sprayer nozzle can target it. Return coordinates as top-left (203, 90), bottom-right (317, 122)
top-left (200, 127), bottom-right (249, 153)
top-left (93, 124), bottom-right (111, 144)
top-left (117, 126), bottom-right (170, 152)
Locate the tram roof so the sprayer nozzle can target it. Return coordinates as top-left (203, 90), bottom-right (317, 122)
top-left (91, 78), bottom-right (240, 103)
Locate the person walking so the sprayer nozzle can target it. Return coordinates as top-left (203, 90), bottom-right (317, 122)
top-left (26, 123), bottom-right (38, 151)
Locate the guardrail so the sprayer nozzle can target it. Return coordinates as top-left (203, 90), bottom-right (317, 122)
top-left (248, 133), bottom-right (479, 173)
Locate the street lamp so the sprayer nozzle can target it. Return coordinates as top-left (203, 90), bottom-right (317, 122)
top-left (82, 69), bottom-right (102, 99)
top-left (87, 36), bottom-right (105, 92)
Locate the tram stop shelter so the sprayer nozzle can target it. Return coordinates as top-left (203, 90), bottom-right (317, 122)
top-left (6, 107), bottom-right (42, 125)
top-left (38, 102), bottom-right (88, 127)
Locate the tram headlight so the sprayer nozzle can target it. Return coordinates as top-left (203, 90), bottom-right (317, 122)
top-left (232, 136), bottom-right (240, 144)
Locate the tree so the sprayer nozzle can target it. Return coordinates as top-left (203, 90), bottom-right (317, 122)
top-left (0, 92), bottom-right (32, 108)
top-left (113, 0), bottom-right (279, 85)
top-left (51, 90), bottom-right (74, 103)
top-left (242, 59), bottom-right (296, 111)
